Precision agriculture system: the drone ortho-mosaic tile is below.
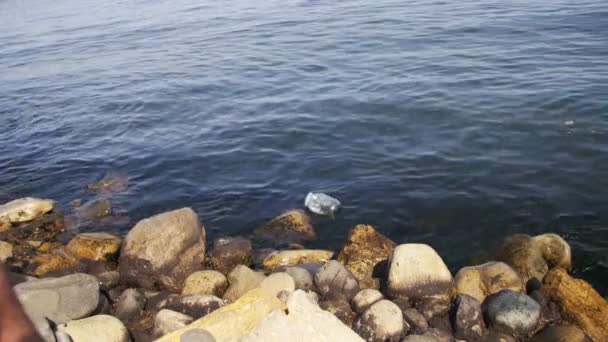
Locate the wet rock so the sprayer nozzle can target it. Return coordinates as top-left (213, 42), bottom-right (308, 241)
top-left (182, 270), bottom-right (228, 297)
top-left (416, 297), bottom-right (450, 321)
top-left (314, 260), bottom-right (360, 301)
top-left (0, 240), bottom-right (13, 262)
top-left (284, 266), bottom-right (314, 291)
top-left (483, 290), bottom-right (540, 336)
top-left (319, 299), bottom-right (357, 327)
top-left (259, 272), bottom-right (295, 297)
top-left (452, 294), bottom-right (486, 341)
top-left (25, 248), bottom-right (77, 277)
top-left (223, 265), bottom-right (266, 303)
top-left (263, 249), bottom-right (333, 271)
top-left (114, 288), bottom-right (146, 322)
top-left (87, 172), bottom-right (129, 193)
top-left (204, 237), bottom-right (253, 275)
top-left (119, 208), bottom-right (205, 292)
top-left (403, 308), bottom-right (429, 335)
top-left (541, 267), bottom-right (608, 342)
top-left (154, 294), bottom-right (224, 319)
top-left (155, 288), bottom-right (284, 342)
top-left (96, 270), bottom-right (120, 289)
top-left (58, 315), bottom-right (129, 342)
top-left (494, 234), bottom-right (571, 283)
top-left (529, 325), bottom-right (589, 342)
top-left (352, 288), bottom-right (384, 314)
top-left (15, 273), bottom-right (100, 324)
top-left (336, 224), bottom-right (396, 289)
top-left (454, 262), bottom-right (524, 303)
top-left (153, 309), bottom-right (194, 338)
top-left (387, 244), bottom-right (453, 301)
top-left (0, 197), bottom-right (55, 223)
top-left (74, 199), bottom-right (113, 220)
top-left (65, 233), bottom-right (121, 262)
top-left (180, 329), bottom-right (216, 342)
top-left (255, 209), bottom-right (316, 244)
top-left (354, 299), bottom-right (404, 342)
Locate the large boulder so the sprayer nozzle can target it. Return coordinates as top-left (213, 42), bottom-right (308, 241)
top-left (223, 265), bottom-right (266, 303)
top-left (529, 325), bottom-right (589, 342)
top-left (353, 299), bottom-right (404, 342)
top-left (452, 294), bottom-right (486, 341)
top-left (263, 249), bottom-right (333, 271)
top-left (57, 315), bottom-right (129, 342)
top-left (314, 260), bottom-right (360, 301)
top-left (0, 198), bottom-right (54, 223)
top-left (182, 270), bottom-right (228, 297)
top-left (155, 288), bottom-right (284, 342)
top-left (541, 267), bottom-right (608, 342)
top-left (15, 273), bottom-right (100, 324)
top-left (455, 262), bottom-right (524, 303)
top-left (483, 290), bottom-right (541, 336)
top-left (386, 244), bottom-right (454, 300)
top-left (65, 233), bottom-right (121, 262)
top-left (336, 224), bottom-right (396, 289)
top-left (153, 309), bottom-right (194, 338)
top-left (255, 210), bottom-right (316, 244)
top-left (204, 237), bottom-right (253, 275)
top-left (119, 208), bottom-right (205, 292)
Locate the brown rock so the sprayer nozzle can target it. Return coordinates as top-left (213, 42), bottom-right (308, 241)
top-left (26, 248), bottom-right (76, 277)
top-left (255, 210), bottom-right (316, 244)
top-left (541, 268), bottom-right (608, 342)
top-left (66, 233), bottom-right (121, 262)
top-left (530, 325), bottom-right (590, 342)
top-left (454, 262), bottom-right (524, 303)
top-left (336, 224), bottom-right (395, 289)
top-left (263, 249), bottom-right (333, 272)
top-left (0, 240), bottom-right (13, 262)
top-left (182, 271), bottom-right (228, 297)
top-left (0, 218), bottom-right (11, 232)
top-left (204, 237), bottom-right (253, 275)
top-left (319, 299), bottom-right (356, 327)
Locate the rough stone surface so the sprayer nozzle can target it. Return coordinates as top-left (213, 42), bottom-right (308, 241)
top-left (255, 209), bottom-right (316, 244)
top-left (179, 329), bottom-right (216, 342)
top-left (314, 260), bottom-right (360, 301)
top-left (153, 309), bottom-right (194, 338)
top-left (65, 233), bottom-right (121, 262)
top-left (541, 267), bottom-right (608, 342)
top-left (259, 272), bottom-right (295, 297)
top-left (336, 224), bottom-right (396, 289)
top-left (481, 330), bottom-right (517, 342)
top-left (401, 336), bottom-right (440, 342)
top-left (182, 271), bottom-right (228, 297)
top-left (484, 290), bottom-right (541, 335)
top-left (423, 328), bottom-right (453, 342)
top-left (263, 249), bottom-right (333, 271)
top-left (319, 299), bottom-right (356, 327)
top-left (241, 290), bottom-right (364, 342)
top-left (155, 288), bottom-right (285, 342)
top-left (26, 248), bottom-right (77, 277)
top-left (0, 197), bottom-right (54, 223)
top-left (452, 294), bottom-right (486, 341)
top-left (31, 315), bottom-right (56, 342)
top-left (58, 315), bottom-right (129, 342)
top-left (354, 299), bottom-right (404, 342)
top-left (119, 208), bottom-right (205, 292)
top-left (455, 262), bottom-right (524, 303)
top-left (284, 266), bottom-right (314, 291)
top-left (223, 265), bottom-right (266, 303)
top-left (529, 325), bottom-right (589, 342)
top-left (154, 294), bottom-right (224, 319)
top-left (352, 288), bottom-right (384, 314)
top-left (204, 237), bottom-right (253, 275)
top-left (0, 240), bottom-right (13, 262)
top-left (96, 270), bottom-right (120, 289)
top-left (114, 288), bottom-right (146, 322)
top-left (416, 297), bottom-right (451, 321)
top-left (387, 244), bottom-right (453, 300)
top-left (15, 273), bottom-right (100, 324)
top-left (404, 308), bottom-right (429, 335)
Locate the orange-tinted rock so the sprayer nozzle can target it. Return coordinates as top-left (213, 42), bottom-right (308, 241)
top-left (66, 233), bottom-right (121, 262)
top-left (255, 210), bottom-right (316, 244)
top-left (454, 262), bottom-right (524, 303)
top-left (0, 219), bottom-right (11, 232)
top-left (541, 268), bottom-right (608, 342)
top-left (26, 248), bottom-right (77, 277)
top-left (337, 225), bottom-right (395, 289)
top-left (263, 250), bottom-right (333, 272)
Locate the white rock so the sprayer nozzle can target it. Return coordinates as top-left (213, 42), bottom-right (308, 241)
top-left (259, 272), bottom-right (295, 297)
top-left (58, 315), bottom-right (129, 342)
top-left (0, 197), bottom-right (54, 223)
top-left (153, 309), bottom-right (194, 337)
top-left (353, 300), bottom-right (404, 342)
top-left (351, 289), bottom-right (384, 314)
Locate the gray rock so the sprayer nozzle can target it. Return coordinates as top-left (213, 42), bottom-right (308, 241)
top-left (416, 297), bottom-right (450, 321)
top-left (180, 329), bottom-right (216, 342)
top-left (153, 309), bottom-right (194, 338)
top-left (314, 260), bottom-right (360, 301)
top-left (31, 316), bottom-right (56, 342)
top-left (423, 328), bottom-right (454, 342)
top-left (58, 315), bottom-right (129, 342)
top-left (0, 197), bottom-right (54, 223)
top-left (114, 288), bottom-right (146, 322)
top-left (351, 289), bottom-right (384, 314)
top-left (484, 290), bottom-right (541, 335)
top-left (204, 237), bottom-right (253, 275)
top-left (223, 265), bottom-right (266, 303)
top-left (15, 273), bottom-right (100, 324)
top-left (401, 336), bottom-right (439, 342)
top-left (353, 299), bottom-right (404, 342)
top-left (95, 271), bottom-right (120, 289)
top-left (259, 272), bottom-right (295, 297)
top-left (284, 267), bottom-right (314, 291)
top-left (154, 294), bottom-right (224, 319)
top-left (54, 331), bottom-right (72, 342)
top-left (92, 293), bottom-right (112, 315)
top-left (452, 294), bottom-right (485, 342)
top-left (319, 299), bottom-right (356, 327)
top-left (404, 308), bottom-right (429, 334)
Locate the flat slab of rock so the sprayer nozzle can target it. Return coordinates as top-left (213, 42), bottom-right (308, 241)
top-left (155, 288), bottom-right (285, 342)
top-left (65, 233), bottom-right (121, 262)
top-left (263, 249), bottom-right (333, 272)
top-left (58, 315), bottom-right (129, 342)
top-left (387, 244), bottom-right (453, 300)
top-left (182, 270), bottom-right (228, 297)
top-left (119, 208), bottom-right (205, 292)
top-left (484, 290), bottom-right (540, 335)
top-left (15, 273), bottom-right (100, 324)
top-left (0, 197), bottom-right (54, 223)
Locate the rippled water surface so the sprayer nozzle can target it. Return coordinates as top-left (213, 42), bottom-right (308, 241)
top-left (1, 0), bottom-right (607, 292)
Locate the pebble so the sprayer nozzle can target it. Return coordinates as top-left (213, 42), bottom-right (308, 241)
top-left (351, 288), bottom-right (384, 314)
top-left (452, 294), bottom-right (486, 341)
top-left (182, 270), bottom-right (228, 297)
top-left (314, 260), bottom-right (360, 301)
top-left (259, 272), bottom-right (295, 297)
top-left (353, 299), bottom-right (404, 342)
top-left (403, 308), bottom-right (429, 335)
top-left (153, 309), bottom-right (194, 338)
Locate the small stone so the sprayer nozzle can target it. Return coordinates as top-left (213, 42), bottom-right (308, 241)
top-left (25, 248), bottom-right (77, 277)
top-left (529, 325), bottom-right (589, 342)
top-left (401, 336), bottom-right (439, 342)
top-left (391, 297), bottom-right (412, 312)
top-left (31, 315), bottom-right (56, 342)
top-left (65, 233), bottom-right (121, 262)
top-left (452, 294), bottom-right (486, 341)
top-left (314, 260), bottom-right (360, 301)
top-left (353, 299), bottom-right (404, 342)
top-left (526, 277), bottom-right (542, 293)
top-left (180, 329), bottom-right (216, 342)
top-left (415, 297), bottom-right (450, 321)
top-left (114, 288), bottom-right (146, 322)
top-left (182, 271), bottom-right (228, 297)
top-left (403, 308), bottom-right (429, 335)
top-left (351, 289), bottom-right (384, 314)
top-left (153, 309), bottom-right (194, 338)
top-left (284, 267), bottom-right (314, 291)
top-left (423, 328), bottom-right (453, 342)
top-left (58, 315), bottom-right (129, 342)
top-left (259, 272), bottom-right (295, 297)
top-left (0, 197), bottom-right (54, 223)
top-left (263, 249), bottom-right (333, 272)
top-left (0, 240), bottom-right (13, 262)
top-left (154, 294), bottom-right (224, 319)
top-left (204, 237), bottom-right (253, 275)
top-left (386, 244), bottom-right (453, 301)
top-left (319, 299), bottom-right (356, 327)
top-left (15, 273), bottom-right (100, 324)
top-left (223, 265), bottom-right (266, 303)
top-left (96, 271), bottom-right (120, 289)
top-left (484, 290), bottom-right (541, 335)
top-left (455, 262), bottom-right (524, 303)
top-left (255, 209), bottom-right (316, 244)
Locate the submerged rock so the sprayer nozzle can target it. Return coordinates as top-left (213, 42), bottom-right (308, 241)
top-left (353, 299), bottom-right (404, 342)
top-left (255, 210), bottom-right (316, 244)
top-left (204, 237), bottom-right (253, 275)
top-left (0, 197), bottom-right (55, 223)
top-left (58, 315), bottom-right (129, 342)
top-left (119, 208), bottom-right (205, 292)
top-left (483, 290), bottom-right (541, 336)
top-left (182, 270), bottom-right (228, 297)
top-left (314, 260), bottom-right (360, 301)
top-left (263, 249), bottom-right (333, 271)
top-left (337, 224), bottom-right (395, 289)
top-left (455, 262), bottom-right (524, 303)
top-left (87, 172), bottom-right (129, 193)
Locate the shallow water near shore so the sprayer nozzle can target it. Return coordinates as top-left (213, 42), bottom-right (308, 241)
top-left (1, 0), bottom-right (607, 293)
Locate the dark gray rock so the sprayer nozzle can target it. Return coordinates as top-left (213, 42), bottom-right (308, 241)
top-left (154, 294), bottom-right (224, 319)
top-left (452, 294), bottom-right (485, 342)
top-left (314, 260), bottom-right (360, 301)
top-left (483, 290), bottom-right (541, 335)
top-left (529, 325), bottom-right (590, 342)
top-left (423, 328), bottom-right (453, 342)
top-left (353, 300), bottom-right (404, 342)
top-left (180, 329), bottom-right (216, 342)
top-left (415, 297), bottom-right (450, 321)
top-left (403, 308), bottom-right (429, 335)
top-left (96, 271), bottom-right (120, 289)
top-left (391, 297), bottom-right (411, 312)
top-left (284, 266), bottom-right (314, 291)
top-left (92, 292), bottom-right (112, 315)
top-left (114, 288), bottom-right (146, 322)
top-left (319, 299), bottom-right (356, 327)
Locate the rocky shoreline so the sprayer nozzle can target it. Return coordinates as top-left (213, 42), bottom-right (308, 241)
top-left (1, 196), bottom-right (607, 342)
